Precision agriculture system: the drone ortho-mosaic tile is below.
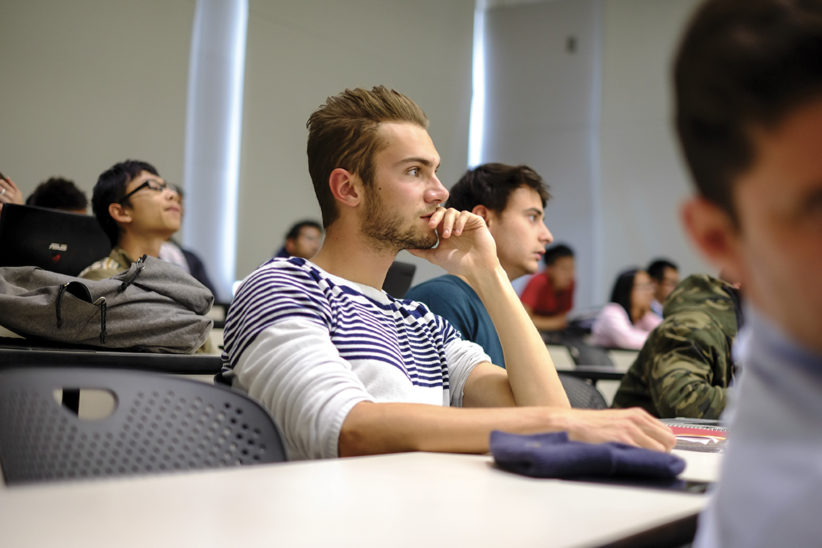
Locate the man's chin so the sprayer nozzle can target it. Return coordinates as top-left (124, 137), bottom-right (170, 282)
top-left (418, 235), bottom-right (439, 249)
top-left (411, 230), bottom-right (439, 249)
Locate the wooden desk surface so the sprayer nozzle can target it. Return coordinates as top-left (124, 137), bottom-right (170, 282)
top-left (0, 451), bottom-right (714, 547)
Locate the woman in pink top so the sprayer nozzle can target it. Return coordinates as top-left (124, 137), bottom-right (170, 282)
top-left (591, 268), bottom-right (661, 350)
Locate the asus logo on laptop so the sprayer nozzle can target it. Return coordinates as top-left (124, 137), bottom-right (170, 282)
top-left (49, 243), bottom-right (68, 252)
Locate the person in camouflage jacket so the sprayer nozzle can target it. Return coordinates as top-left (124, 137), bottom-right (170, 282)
top-left (611, 273), bottom-right (742, 419)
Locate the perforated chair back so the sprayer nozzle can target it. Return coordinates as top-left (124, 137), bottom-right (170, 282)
top-left (558, 373), bottom-right (608, 409)
top-left (0, 367), bottom-right (286, 485)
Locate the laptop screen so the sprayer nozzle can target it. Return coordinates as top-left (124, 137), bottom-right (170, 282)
top-left (0, 204), bottom-right (111, 276)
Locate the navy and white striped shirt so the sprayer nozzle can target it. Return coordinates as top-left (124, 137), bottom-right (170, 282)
top-left (221, 257), bottom-right (489, 459)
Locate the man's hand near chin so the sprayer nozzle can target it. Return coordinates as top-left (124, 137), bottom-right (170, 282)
top-left (408, 207), bottom-right (500, 277)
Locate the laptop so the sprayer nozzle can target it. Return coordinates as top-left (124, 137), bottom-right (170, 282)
top-left (0, 203), bottom-right (111, 276)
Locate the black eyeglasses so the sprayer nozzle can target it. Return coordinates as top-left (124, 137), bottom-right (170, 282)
top-left (119, 179), bottom-right (176, 203)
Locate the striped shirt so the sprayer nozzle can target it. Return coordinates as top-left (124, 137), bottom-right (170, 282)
top-left (221, 257), bottom-right (489, 459)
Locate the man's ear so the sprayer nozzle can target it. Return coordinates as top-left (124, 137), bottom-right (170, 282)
top-left (471, 205), bottom-right (491, 224)
top-left (681, 197), bottom-right (743, 280)
top-left (108, 202), bottom-right (132, 225)
top-left (328, 168), bottom-right (362, 209)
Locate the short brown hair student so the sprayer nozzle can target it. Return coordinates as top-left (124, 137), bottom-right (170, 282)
top-left (673, 1), bottom-right (822, 546)
top-left (220, 86), bottom-right (674, 460)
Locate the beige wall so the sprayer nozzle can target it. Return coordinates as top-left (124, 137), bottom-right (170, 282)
top-left (0, 0), bottom-right (195, 196)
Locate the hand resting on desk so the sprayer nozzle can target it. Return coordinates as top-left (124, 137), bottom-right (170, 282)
top-left (339, 402), bottom-right (676, 457)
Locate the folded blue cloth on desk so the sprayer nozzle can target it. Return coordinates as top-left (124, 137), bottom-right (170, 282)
top-left (490, 431), bottom-right (685, 480)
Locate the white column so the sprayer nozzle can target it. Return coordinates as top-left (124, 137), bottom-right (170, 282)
top-left (182, 0), bottom-right (248, 302)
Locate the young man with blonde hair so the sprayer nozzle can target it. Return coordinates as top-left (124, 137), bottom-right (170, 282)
top-left (221, 86), bottom-right (673, 460)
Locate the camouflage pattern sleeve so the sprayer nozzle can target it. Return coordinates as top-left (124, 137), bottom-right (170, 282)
top-left (645, 310), bottom-right (734, 418)
top-left (612, 274), bottom-right (739, 419)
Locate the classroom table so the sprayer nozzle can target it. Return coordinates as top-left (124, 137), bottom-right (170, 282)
top-left (0, 337), bottom-right (222, 374)
top-left (557, 365), bottom-right (627, 382)
top-left (0, 450), bottom-right (717, 547)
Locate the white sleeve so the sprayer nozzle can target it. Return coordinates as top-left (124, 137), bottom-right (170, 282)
top-left (443, 338), bottom-right (491, 407)
top-left (233, 318), bottom-right (373, 460)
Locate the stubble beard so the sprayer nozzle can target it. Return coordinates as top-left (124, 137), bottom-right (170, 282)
top-left (362, 192), bottom-right (438, 252)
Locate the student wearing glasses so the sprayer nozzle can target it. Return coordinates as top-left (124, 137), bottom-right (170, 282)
top-left (80, 159), bottom-right (182, 280)
top-left (646, 258), bottom-right (680, 317)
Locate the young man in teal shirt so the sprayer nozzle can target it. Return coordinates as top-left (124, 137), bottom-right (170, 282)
top-left (406, 163), bottom-right (553, 368)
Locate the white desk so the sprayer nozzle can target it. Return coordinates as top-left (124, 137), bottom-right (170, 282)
top-left (0, 451), bottom-right (715, 547)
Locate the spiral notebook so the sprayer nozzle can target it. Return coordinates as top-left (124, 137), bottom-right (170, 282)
top-left (663, 418), bottom-right (727, 453)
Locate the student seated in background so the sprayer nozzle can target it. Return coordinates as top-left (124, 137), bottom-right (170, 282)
top-left (273, 219), bottom-right (323, 259)
top-left (590, 268), bottom-right (661, 350)
top-left (612, 273), bottom-right (742, 419)
top-left (26, 177), bottom-right (88, 214)
top-left (520, 243), bottom-right (576, 333)
top-left (405, 162), bottom-right (553, 368)
top-left (221, 86), bottom-right (674, 460)
top-left (646, 258), bottom-right (679, 317)
top-left (674, 1), bottom-right (822, 545)
top-left (80, 160), bottom-right (182, 280)
top-left (81, 159), bottom-right (215, 353)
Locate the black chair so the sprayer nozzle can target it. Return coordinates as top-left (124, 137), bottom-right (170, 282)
top-left (558, 373), bottom-right (608, 409)
top-left (383, 261), bottom-right (417, 298)
top-left (564, 337), bottom-right (615, 367)
top-left (0, 367), bottom-right (286, 485)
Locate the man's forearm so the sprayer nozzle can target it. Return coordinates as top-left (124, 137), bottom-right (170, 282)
top-left (338, 401), bottom-right (553, 456)
top-left (338, 401), bottom-right (675, 456)
top-left (464, 266), bottom-right (570, 408)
